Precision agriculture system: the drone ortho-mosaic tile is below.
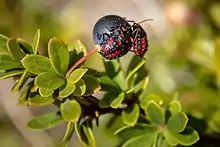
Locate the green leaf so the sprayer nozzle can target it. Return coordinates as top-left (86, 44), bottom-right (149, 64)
top-left (81, 122), bottom-right (96, 147)
top-left (59, 81), bottom-right (76, 98)
top-left (103, 60), bottom-right (125, 90)
top-left (0, 69), bottom-right (24, 80)
top-left (39, 88), bottom-right (54, 97)
top-left (68, 40), bottom-right (87, 68)
top-left (122, 103), bottom-right (140, 126)
top-left (126, 58), bottom-right (146, 85)
top-left (61, 122), bottom-right (75, 147)
top-left (82, 75), bottom-right (101, 95)
top-left (68, 40), bottom-right (87, 53)
top-left (122, 130), bottom-right (158, 147)
top-left (160, 140), bottom-right (173, 147)
top-left (75, 121), bottom-right (83, 141)
top-left (167, 112), bottom-right (188, 133)
top-left (163, 130), bottom-right (178, 146)
top-left (139, 93), bottom-right (163, 110)
top-left (18, 81), bottom-right (33, 105)
top-left (21, 54), bottom-right (54, 75)
top-left (28, 93), bottom-right (55, 106)
top-left (115, 124), bottom-right (158, 140)
top-left (32, 29), bottom-right (40, 54)
top-left (35, 72), bottom-right (65, 89)
top-left (60, 99), bottom-right (81, 122)
top-left (0, 54), bottom-right (23, 70)
top-left (17, 38), bottom-right (33, 54)
top-left (168, 100), bottom-right (182, 115)
top-left (146, 100), bottom-right (165, 125)
top-left (0, 34), bottom-right (9, 55)
top-left (68, 68), bottom-right (88, 83)
top-left (11, 70), bottom-right (30, 94)
top-left (99, 92), bottom-right (118, 108)
top-left (73, 79), bottom-right (86, 96)
top-left (126, 56), bottom-right (148, 89)
top-left (48, 38), bottom-right (69, 76)
top-left (98, 76), bottom-right (120, 91)
top-left (169, 127), bottom-right (199, 146)
top-left (27, 111), bottom-right (63, 130)
top-left (110, 92), bottom-right (125, 108)
top-left (6, 38), bottom-right (26, 61)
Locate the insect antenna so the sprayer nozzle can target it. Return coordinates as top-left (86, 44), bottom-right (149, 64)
top-left (137, 19), bottom-right (154, 25)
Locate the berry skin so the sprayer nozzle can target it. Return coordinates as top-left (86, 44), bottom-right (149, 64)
top-left (92, 15), bottom-right (133, 60)
top-left (130, 23), bottom-right (148, 58)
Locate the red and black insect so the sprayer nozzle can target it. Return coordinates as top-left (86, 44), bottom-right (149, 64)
top-left (126, 19), bottom-right (152, 58)
top-left (66, 15), bottom-right (152, 78)
top-left (93, 15), bottom-right (133, 60)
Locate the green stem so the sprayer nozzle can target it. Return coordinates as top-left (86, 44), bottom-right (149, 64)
top-left (125, 58), bottom-right (146, 85)
top-left (61, 122), bottom-right (75, 147)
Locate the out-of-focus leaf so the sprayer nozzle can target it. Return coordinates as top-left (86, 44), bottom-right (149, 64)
top-left (68, 68), bottom-right (88, 83)
top-left (81, 122), bottom-right (96, 147)
top-left (0, 69), bottom-right (24, 80)
top-left (146, 100), bottom-right (164, 125)
top-left (167, 112), bottom-right (188, 133)
top-left (21, 54), bottom-right (54, 75)
top-left (27, 111), bottom-right (63, 130)
top-left (48, 38), bottom-right (69, 76)
top-left (28, 93), bottom-right (55, 106)
top-left (60, 99), bottom-right (81, 122)
top-left (39, 88), bottom-right (54, 97)
top-left (6, 38), bottom-right (25, 61)
top-left (61, 122), bottom-right (75, 147)
top-left (32, 29), bottom-right (40, 54)
top-left (139, 93), bottom-right (163, 110)
top-left (35, 72), bottom-right (65, 89)
top-left (0, 55), bottom-right (23, 70)
top-left (163, 130), bottom-right (178, 146)
top-left (115, 124), bottom-right (158, 140)
top-left (122, 130), bottom-right (158, 147)
top-left (59, 81), bottom-right (76, 98)
top-left (11, 70), bottom-right (30, 94)
top-left (0, 34), bottom-right (9, 55)
top-left (169, 127), bottom-right (199, 146)
top-left (83, 75), bottom-right (101, 95)
top-left (18, 81), bottom-right (33, 105)
top-left (168, 100), bottom-right (182, 115)
top-left (75, 121), bottom-right (83, 141)
top-left (122, 103), bottom-right (140, 126)
top-left (110, 92), bottom-right (125, 108)
top-left (17, 39), bottom-right (33, 54)
top-left (73, 79), bottom-right (86, 96)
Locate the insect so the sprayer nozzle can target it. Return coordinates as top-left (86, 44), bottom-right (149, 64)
top-left (127, 19), bottom-right (151, 58)
top-left (65, 15), bottom-right (152, 78)
top-left (92, 15), bottom-right (133, 60)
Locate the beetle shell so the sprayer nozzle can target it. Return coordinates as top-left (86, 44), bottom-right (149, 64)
top-left (92, 15), bottom-right (133, 60)
top-left (131, 24), bottom-right (148, 57)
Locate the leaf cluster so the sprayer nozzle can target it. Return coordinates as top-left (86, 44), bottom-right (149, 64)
top-left (0, 30), bottom-right (199, 147)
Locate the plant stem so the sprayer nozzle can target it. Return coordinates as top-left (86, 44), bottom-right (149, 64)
top-left (61, 122), bottom-right (75, 147)
top-left (65, 46), bottom-right (99, 78)
top-left (125, 58), bottom-right (146, 85)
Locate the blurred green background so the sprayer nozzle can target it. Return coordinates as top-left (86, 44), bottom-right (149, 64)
top-left (0, 0), bottom-right (220, 146)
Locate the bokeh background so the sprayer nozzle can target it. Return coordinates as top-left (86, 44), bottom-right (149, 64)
top-left (0, 0), bottom-right (220, 146)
